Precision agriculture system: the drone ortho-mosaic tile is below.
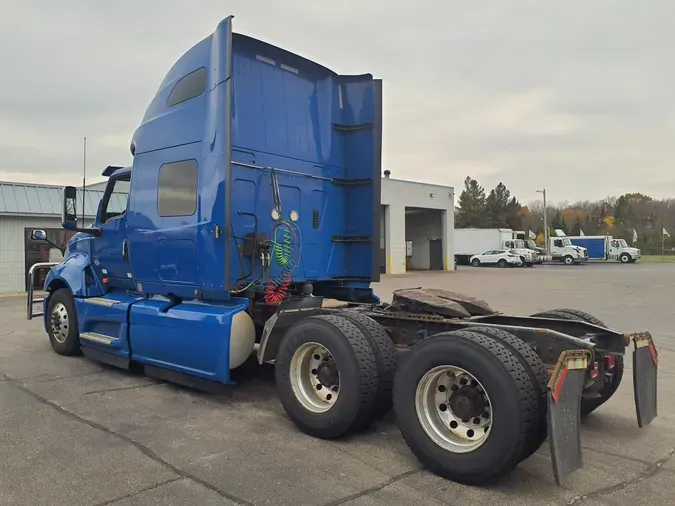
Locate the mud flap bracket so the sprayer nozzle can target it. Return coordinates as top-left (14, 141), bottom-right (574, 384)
top-left (547, 349), bottom-right (592, 486)
top-left (631, 332), bottom-right (658, 428)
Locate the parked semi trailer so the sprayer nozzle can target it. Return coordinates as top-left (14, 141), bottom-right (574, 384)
top-left (568, 235), bottom-right (641, 263)
top-left (455, 228), bottom-right (538, 266)
top-left (27, 16), bottom-right (658, 488)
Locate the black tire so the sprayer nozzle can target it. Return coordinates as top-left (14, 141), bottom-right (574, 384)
top-left (274, 314), bottom-right (379, 439)
top-left (563, 255), bottom-right (574, 265)
top-left (334, 311), bottom-right (398, 424)
top-left (554, 309), bottom-right (606, 328)
top-left (529, 308), bottom-right (624, 416)
top-left (393, 330), bottom-right (538, 485)
top-left (620, 253), bottom-right (630, 263)
top-left (45, 288), bottom-right (81, 356)
top-left (498, 259), bottom-right (507, 268)
top-left (464, 326), bottom-right (548, 460)
top-left (471, 258), bottom-right (481, 267)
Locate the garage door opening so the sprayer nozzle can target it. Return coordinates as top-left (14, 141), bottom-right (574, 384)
top-left (405, 207), bottom-right (445, 270)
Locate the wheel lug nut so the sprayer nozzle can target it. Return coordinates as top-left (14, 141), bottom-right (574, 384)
top-left (438, 385), bottom-right (447, 392)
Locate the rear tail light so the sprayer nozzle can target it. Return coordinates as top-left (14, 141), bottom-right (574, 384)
top-left (604, 354), bottom-right (616, 371)
top-left (590, 361), bottom-right (599, 379)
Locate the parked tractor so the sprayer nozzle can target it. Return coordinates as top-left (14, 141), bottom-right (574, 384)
top-left (27, 16), bottom-right (658, 487)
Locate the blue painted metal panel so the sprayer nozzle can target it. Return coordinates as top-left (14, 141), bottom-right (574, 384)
top-left (570, 237), bottom-right (607, 260)
top-left (44, 251), bottom-right (107, 298)
top-left (74, 292), bottom-right (144, 359)
top-left (99, 15), bottom-right (380, 303)
top-left (128, 297), bottom-right (249, 385)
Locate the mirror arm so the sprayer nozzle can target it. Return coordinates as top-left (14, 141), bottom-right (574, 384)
top-left (44, 238), bottom-right (67, 256)
top-left (63, 224), bottom-right (102, 237)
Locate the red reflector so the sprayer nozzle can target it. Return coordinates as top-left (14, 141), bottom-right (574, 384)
top-left (590, 361), bottom-right (599, 379)
top-left (604, 355), bottom-right (616, 371)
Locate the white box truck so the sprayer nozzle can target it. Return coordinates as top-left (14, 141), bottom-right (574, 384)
top-left (455, 228), bottom-right (538, 266)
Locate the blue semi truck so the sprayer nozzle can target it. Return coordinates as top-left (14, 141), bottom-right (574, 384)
top-left (568, 235), bottom-right (641, 263)
top-left (27, 16), bottom-right (658, 487)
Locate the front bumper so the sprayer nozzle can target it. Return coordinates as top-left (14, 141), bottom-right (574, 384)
top-left (547, 332), bottom-right (658, 485)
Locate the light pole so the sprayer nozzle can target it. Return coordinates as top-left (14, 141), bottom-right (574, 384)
top-left (537, 189), bottom-right (548, 255)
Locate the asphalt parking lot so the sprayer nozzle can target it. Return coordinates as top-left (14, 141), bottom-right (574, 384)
top-left (2, 263), bottom-right (674, 506)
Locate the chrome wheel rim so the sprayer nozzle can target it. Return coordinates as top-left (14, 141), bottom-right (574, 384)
top-left (50, 302), bottom-right (69, 343)
top-left (290, 342), bottom-right (340, 413)
top-left (415, 365), bottom-right (492, 453)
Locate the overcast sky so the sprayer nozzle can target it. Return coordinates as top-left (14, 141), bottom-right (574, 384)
top-left (1, 1), bottom-right (673, 205)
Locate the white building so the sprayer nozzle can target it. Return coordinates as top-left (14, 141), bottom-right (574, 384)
top-left (0, 174), bottom-right (454, 293)
top-left (380, 171), bottom-right (455, 275)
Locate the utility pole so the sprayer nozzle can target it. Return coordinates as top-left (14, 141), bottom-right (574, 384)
top-left (82, 137), bottom-right (87, 226)
top-left (537, 189), bottom-right (548, 255)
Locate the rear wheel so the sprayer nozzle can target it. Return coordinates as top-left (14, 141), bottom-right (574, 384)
top-left (464, 326), bottom-right (548, 460)
top-left (530, 308), bottom-right (624, 416)
top-left (334, 311), bottom-right (398, 425)
top-left (275, 315), bottom-right (379, 439)
top-left (46, 288), bottom-right (81, 356)
top-left (393, 330), bottom-right (538, 485)
top-left (498, 259), bottom-right (507, 268)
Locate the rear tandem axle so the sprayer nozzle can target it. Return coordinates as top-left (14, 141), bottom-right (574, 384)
top-left (263, 288), bottom-right (658, 486)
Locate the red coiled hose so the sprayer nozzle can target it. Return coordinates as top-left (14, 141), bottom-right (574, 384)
top-left (264, 275), bottom-right (291, 306)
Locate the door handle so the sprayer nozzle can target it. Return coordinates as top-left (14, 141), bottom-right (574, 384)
top-left (122, 239), bottom-right (128, 260)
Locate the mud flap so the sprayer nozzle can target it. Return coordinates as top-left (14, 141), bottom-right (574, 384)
top-left (631, 332), bottom-right (658, 428)
top-left (547, 349), bottom-right (592, 486)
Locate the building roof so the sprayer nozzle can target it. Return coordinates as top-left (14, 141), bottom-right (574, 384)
top-left (0, 182), bottom-right (104, 218)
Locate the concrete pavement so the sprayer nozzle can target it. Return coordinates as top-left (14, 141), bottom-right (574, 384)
top-left (1, 263), bottom-right (674, 505)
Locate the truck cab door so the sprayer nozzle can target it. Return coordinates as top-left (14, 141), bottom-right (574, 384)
top-left (608, 239), bottom-right (620, 260)
top-left (90, 172), bottom-right (134, 289)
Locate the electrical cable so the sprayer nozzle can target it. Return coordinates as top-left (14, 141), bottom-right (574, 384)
top-left (264, 220), bottom-right (300, 305)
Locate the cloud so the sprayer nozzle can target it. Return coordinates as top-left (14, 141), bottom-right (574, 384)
top-left (1, 0), bottom-right (673, 202)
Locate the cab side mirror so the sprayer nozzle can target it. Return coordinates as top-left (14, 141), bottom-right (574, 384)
top-left (62, 186), bottom-right (78, 230)
top-left (31, 229), bottom-right (47, 241)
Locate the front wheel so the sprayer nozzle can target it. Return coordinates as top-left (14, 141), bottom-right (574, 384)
top-left (393, 331), bottom-right (538, 485)
top-left (46, 288), bottom-right (81, 356)
top-left (620, 253), bottom-right (631, 263)
top-left (563, 255), bottom-right (574, 265)
top-left (471, 258), bottom-right (481, 267)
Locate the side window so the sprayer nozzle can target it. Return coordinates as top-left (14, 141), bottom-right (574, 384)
top-left (158, 160), bottom-right (198, 217)
top-left (554, 239), bottom-right (563, 247)
top-left (166, 67), bottom-right (207, 107)
top-left (505, 241), bottom-right (513, 248)
top-left (611, 240), bottom-right (619, 248)
top-left (101, 175), bottom-right (131, 224)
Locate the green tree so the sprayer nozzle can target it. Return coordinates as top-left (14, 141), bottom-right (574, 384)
top-left (550, 211), bottom-right (567, 234)
top-left (485, 182), bottom-right (511, 227)
top-left (504, 196), bottom-right (523, 230)
top-left (455, 176), bottom-right (487, 227)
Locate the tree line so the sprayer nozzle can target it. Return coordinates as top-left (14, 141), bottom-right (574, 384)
top-left (455, 176), bottom-right (674, 255)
